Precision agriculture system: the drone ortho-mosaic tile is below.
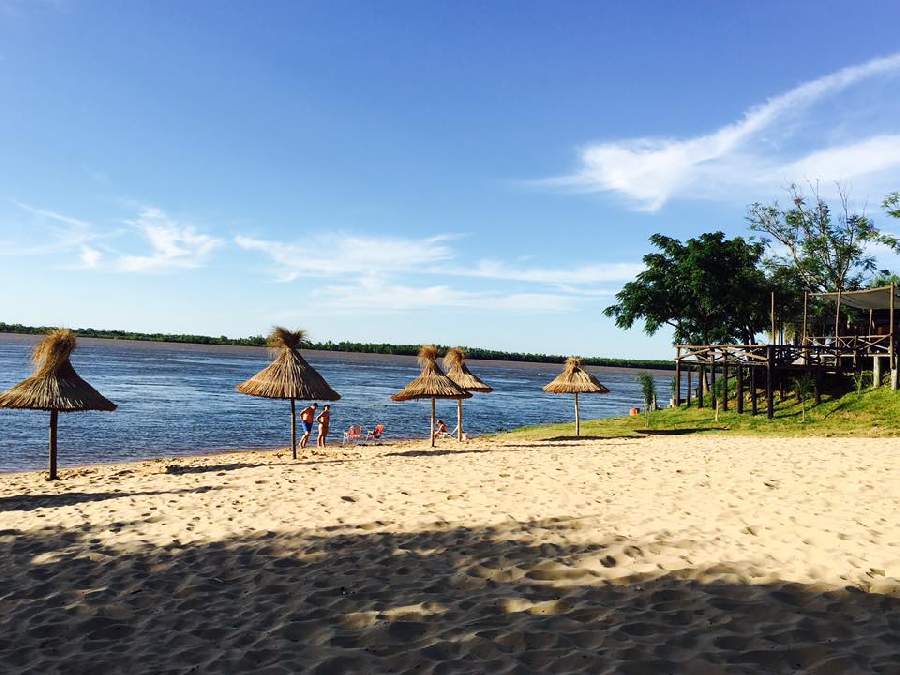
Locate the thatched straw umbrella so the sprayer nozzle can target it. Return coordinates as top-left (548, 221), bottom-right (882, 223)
top-left (443, 347), bottom-right (492, 441)
top-left (543, 357), bottom-right (609, 436)
top-left (391, 345), bottom-right (471, 447)
top-left (237, 327), bottom-right (340, 459)
top-left (0, 330), bottom-right (116, 480)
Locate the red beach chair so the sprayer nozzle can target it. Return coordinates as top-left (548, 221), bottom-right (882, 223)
top-left (364, 424), bottom-right (385, 443)
top-left (342, 425), bottom-right (364, 446)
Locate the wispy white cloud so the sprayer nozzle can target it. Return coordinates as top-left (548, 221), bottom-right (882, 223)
top-left (3, 201), bottom-right (223, 272)
top-left (235, 233), bottom-right (456, 281)
top-left (456, 259), bottom-right (643, 285)
top-left (544, 51), bottom-right (900, 210)
top-left (313, 276), bottom-right (578, 314)
top-left (79, 244), bottom-right (103, 269)
top-left (1, 200), bottom-right (99, 256)
top-left (236, 230), bottom-right (636, 315)
top-left (116, 207), bottom-right (222, 272)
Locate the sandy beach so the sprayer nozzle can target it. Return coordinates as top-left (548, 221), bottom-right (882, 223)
top-left (2, 434), bottom-right (899, 674)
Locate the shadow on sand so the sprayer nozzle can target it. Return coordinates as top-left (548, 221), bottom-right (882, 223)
top-left (384, 447), bottom-right (492, 459)
top-left (635, 428), bottom-right (725, 436)
top-left (0, 486), bottom-right (225, 512)
top-left (1, 516), bottom-right (897, 673)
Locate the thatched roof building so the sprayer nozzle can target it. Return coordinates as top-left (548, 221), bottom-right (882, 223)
top-left (0, 330), bottom-right (116, 480)
top-left (543, 357), bottom-right (609, 394)
top-left (543, 357), bottom-right (609, 437)
top-left (443, 347), bottom-right (492, 393)
top-left (0, 330), bottom-right (116, 412)
top-left (392, 345), bottom-right (470, 447)
top-left (237, 327), bottom-right (340, 401)
top-left (391, 346), bottom-right (471, 402)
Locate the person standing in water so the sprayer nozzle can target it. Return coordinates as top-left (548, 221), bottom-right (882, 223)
top-left (316, 404), bottom-right (331, 448)
top-left (299, 402), bottom-right (317, 449)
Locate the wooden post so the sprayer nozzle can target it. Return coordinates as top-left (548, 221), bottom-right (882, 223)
top-left (290, 398), bottom-right (297, 459)
top-left (750, 366), bottom-right (758, 416)
top-left (431, 398), bottom-right (436, 447)
top-left (721, 363), bottom-right (729, 411)
top-left (891, 283), bottom-right (897, 389)
top-left (48, 409), bottom-right (58, 481)
top-left (736, 367), bottom-right (744, 414)
top-left (802, 291), bottom-right (808, 344)
top-left (874, 355), bottom-right (882, 389)
top-left (814, 368), bottom-right (822, 405)
top-left (574, 392), bottom-right (580, 436)
top-left (834, 289), bottom-right (842, 341)
top-left (698, 366), bottom-right (705, 408)
top-left (674, 347), bottom-right (682, 406)
top-left (710, 361), bottom-right (717, 410)
top-left (766, 345), bottom-right (775, 419)
top-left (457, 399), bottom-right (463, 442)
top-left (686, 368), bottom-right (692, 407)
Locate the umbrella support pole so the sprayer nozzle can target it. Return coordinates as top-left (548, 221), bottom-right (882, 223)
top-left (290, 398), bottom-right (297, 460)
top-left (574, 392), bottom-right (580, 437)
top-left (431, 398), bottom-right (436, 448)
top-left (48, 409), bottom-right (58, 481)
top-left (457, 399), bottom-right (463, 442)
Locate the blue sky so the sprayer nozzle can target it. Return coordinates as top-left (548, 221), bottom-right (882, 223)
top-left (2, 1), bottom-right (900, 358)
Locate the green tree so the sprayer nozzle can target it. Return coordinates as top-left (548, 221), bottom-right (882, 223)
top-left (884, 192), bottom-right (900, 220)
top-left (748, 184), bottom-right (898, 293)
top-left (637, 372), bottom-right (656, 428)
top-left (605, 232), bottom-right (770, 344)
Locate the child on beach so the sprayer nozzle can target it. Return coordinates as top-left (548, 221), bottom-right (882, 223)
top-left (316, 404), bottom-right (331, 448)
top-left (299, 403), bottom-right (317, 449)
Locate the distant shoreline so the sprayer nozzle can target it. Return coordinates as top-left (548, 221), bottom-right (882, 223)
top-left (0, 322), bottom-right (674, 371)
top-left (0, 332), bottom-right (674, 376)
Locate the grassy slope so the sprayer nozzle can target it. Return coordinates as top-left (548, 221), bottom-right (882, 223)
top-left (497, 386), bottom-right (900, 440)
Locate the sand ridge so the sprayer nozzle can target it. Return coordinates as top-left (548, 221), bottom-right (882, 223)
top-left (1, 435), bottom-right (899, 673)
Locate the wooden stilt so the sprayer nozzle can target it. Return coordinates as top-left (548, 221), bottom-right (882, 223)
top-left (290, 398), bottom-right (297, 459)
top-left (766, 345), bottom-right (775, 419)
top-left (891, 283), bottom-right (897, 390)
top-left (674, 348), bottom-right (682, 406)
top-left (710, 362), bottom-right (717, 410)
top-left (686, 369), bottom-right (692, 407)
top-left (722, 363), bottom-right (729, 412)
top-left (698, 366), bottom-right (705, 408)
top-left (736, 367), bottom-right (744, 414)
top-left (48, 409), bottom-right (58, 481)
top-left (750, 367), bottom-right (758, 416)
top-left (431, 398), bottom-right (436, 447)
top-left (457, 399), bottom-right (463, 441)
top-left (802, 292), bottom-right (808, 345)
top-left (574, 392), bottom-right (580, 436)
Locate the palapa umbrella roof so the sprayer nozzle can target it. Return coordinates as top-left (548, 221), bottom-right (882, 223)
top-left (237, 327), bottom-right (340, 401)
top-left (443, 347), bottom-right (492, 393)
top-left (391, 345), bottom-right (472, 401)
top-left (0, 330), bottom-right (117, 412)
top-left (543, 357), bottom-right (610, 394)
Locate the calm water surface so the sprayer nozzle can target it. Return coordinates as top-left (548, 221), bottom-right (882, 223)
top-left (0, 335), bottom-right (671, 472)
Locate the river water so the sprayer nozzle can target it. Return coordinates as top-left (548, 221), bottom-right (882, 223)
top-left (0, 334), bottom-right (671, 472)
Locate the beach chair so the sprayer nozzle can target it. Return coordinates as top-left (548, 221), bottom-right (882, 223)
top-left (363, 424), bottom-right (385, 443)
top-left (342, 425), bottom-right (364, 446)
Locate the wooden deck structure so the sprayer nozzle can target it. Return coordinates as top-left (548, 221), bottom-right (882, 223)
top-left (673, 285), bottom-right (899, 418)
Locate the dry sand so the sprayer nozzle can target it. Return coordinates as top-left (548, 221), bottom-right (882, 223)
top-left (1, 434), bottom-right (899, 674)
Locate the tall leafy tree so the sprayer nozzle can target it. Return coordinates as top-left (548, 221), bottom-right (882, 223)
top-left (747, 184), bottom-right (898, 293)
top-left (884, 192), bottom-right (900, 220)
top-left (604, 232), bottom-right (769, 344)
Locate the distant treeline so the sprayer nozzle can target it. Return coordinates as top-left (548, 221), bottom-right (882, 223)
top-left (0, 322), bottom-right (674, 370)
